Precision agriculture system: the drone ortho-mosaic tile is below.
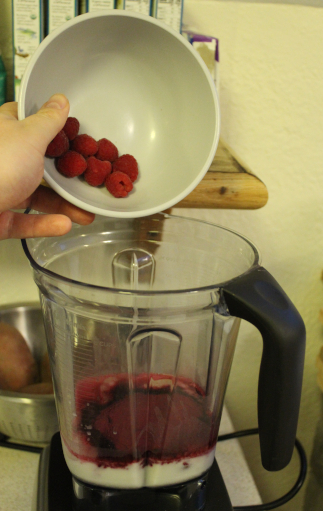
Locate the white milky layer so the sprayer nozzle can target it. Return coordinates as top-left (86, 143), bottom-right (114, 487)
top-left (62, 441), bottom-right (215, 489)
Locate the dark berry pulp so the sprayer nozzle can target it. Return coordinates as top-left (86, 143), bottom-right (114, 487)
top-left (68, 374), bottom-right (218, 468)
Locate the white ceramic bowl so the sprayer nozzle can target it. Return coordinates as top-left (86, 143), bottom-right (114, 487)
top-left (18, 11), bottom-right (220, 218)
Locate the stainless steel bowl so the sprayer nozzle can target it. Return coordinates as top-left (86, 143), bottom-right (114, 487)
top-left (0, 303), bottom-right (58, 443)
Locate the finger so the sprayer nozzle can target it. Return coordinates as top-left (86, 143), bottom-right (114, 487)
top-left (0, 101), bottom-right (18, 120)
top-left (19, 185), bottom-right (95, 225)
top-left (0, 210), bottom-right (72, 240)
top-left (21, 94), bottom-right (70, 154)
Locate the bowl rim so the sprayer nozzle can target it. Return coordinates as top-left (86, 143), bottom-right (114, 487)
top-left (17, 10), bottom-right (220, 218)
top-left (0, 301), bottom-right (40, 312)
top-left (0, 390), bottom-right (55, 400)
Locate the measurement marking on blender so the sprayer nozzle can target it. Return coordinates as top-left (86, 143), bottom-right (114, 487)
top-left (54, 328), bottom-right (111, 346)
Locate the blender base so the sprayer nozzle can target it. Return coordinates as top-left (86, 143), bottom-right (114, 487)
top-left (36, 433), bottom-right (233, 511)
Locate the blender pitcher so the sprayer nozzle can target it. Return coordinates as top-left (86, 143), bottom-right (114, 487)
top-left (22, 213), bottom-right (305, 503)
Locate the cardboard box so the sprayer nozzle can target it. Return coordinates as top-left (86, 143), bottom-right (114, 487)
top-left (86, 0), bottom-right (115, 11)
top-left (12, 0), bottom-right (44, 100)
top-left (183, 31), bottom-right (220, 91)
top-left (46, 0), bottom-right (78, 35)
top-left (151, 0), bottom-right (183, 33)
top-left (117, 0), bottom-right (151, 15)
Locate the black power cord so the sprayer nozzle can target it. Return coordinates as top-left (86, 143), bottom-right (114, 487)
top-left (0, 428), bottom-right (307, 509)
top-left (217, 428), bottom-right (308, 510)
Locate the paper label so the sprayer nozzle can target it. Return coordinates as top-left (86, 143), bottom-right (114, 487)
top-left (87, 0), bottom-right (115, 10)
top-left (48, 0), bottom-right (77, 34)
top-left (154, 0), bottom-right (182, 33)
top-left (123, 0), bottom-right (150, 15)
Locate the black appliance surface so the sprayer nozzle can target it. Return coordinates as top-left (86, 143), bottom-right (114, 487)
top-left (36, 432), bottom-right (233, 511)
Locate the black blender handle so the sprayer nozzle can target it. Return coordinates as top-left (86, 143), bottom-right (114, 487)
top-left (222, 265), bottom-right (306, 471)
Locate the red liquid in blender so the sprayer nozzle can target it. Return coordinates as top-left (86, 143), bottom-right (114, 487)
top-left (70, 374), bottom-right (218, 469)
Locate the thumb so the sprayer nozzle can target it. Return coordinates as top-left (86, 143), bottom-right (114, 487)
top-left (21, 94), bottom-right (70, 155)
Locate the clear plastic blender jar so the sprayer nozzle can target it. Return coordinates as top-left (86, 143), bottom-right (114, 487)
top-left (22, 213), bottom-right (305, 492)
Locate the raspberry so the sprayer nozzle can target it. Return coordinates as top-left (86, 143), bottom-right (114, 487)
top-left (84, 157), bottom-right (112, 187)
top-left (63, 117), bottom-right (80, 141)
top-left (71, 134), bottom-right (98, 157)
top-left (112, 154), bottom-right (138, 182)
top-left (45, 130), bottom-right (69, 158)
top-left (96, 138), bottom-right (119, 162)
top-left (55, 151), bottom-right (87, 178)
top-left (106, 171), bottom-right (133, 198)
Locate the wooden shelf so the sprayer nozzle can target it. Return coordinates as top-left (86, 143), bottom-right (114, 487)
top-left (174, 138), bottom-right (268, 210)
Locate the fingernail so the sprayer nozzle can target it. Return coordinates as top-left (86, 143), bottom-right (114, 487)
top-left (45, 94), bottom-right (68, 110)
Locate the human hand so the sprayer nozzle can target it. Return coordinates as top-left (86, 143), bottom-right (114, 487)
top-left (0, 94), bottom-right (95, 240)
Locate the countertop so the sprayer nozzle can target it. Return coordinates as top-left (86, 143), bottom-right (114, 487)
top-left (0, 406), bottom-right (262, 511)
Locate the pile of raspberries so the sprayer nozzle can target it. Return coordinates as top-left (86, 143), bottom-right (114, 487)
top-left (45, 117), bottom-right (138, 198)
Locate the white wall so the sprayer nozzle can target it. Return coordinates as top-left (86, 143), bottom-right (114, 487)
top-left (1, 1), bottom-right (323, 509)
top-left (172, 1), bottom-right (323, 509)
